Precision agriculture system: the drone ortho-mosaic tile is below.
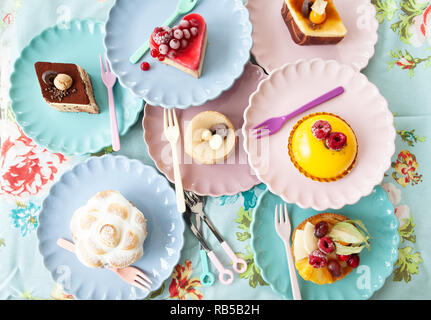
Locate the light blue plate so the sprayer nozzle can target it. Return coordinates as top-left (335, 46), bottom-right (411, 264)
top-left (104, 0), bottom-right (252, 109)
top-left (251, 186), bottom-right (400, 300)
top-left (37, 155), bottom-right (184, 300)
top-left (9, 19), bottom-right (144, 155)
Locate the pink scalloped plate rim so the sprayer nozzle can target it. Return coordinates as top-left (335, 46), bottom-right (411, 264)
top-left (242, 59), bottom-right (396, 211)
top-left (143, 63), bottom-right (264, 197)
top-left (247, 0), bottom-right (378, 73)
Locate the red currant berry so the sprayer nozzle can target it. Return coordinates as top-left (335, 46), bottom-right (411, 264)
top-left (140, 62), bottom-right (150, 71)
top-left (347, 254), bottom-right (360, 268)
top-left (150, 49), bottom-right (159, 58)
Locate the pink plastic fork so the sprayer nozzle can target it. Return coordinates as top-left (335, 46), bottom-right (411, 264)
top-left (252, 86), bottom-right (345, 139)
top-left (57, 238), bottom-right (152, 291)
top-left (100, 54), bottom-right (121, 152)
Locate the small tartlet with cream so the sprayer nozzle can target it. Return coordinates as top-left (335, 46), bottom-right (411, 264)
top-left (184, 111), bottom-right (237, 164)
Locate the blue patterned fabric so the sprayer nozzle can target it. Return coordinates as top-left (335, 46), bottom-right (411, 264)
top-left (0, 0), bottom-right (429, 300)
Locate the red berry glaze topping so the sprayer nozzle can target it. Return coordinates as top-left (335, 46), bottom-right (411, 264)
top-left (326, 132), bottom-right (347, 151)
top-left (318, 236), bottom-right (335, 254)
top-left (311, 120), bottom-right (332, 140)
top-left (308, 250), bottom-right (328, 268)
top-left (140, 62), bottom-right (150, 71)
top-left (347, 254), bottom-right (360, 268)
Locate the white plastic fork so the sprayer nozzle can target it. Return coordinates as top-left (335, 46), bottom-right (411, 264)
top-left (100, 54), bottom-right (121, 152)
top-left (57, 238), bottom-right (152, 291)
top-left (274, 204), bottom-right (302, 300)
top-left (163, 108), bottom-right (186, 213)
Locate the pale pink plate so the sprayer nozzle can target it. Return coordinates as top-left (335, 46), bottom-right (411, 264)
top-left (247, 0), bottom-right (379, 72)
top-left (143, 63), bottom-right (264, 197)
top-left (242, 59), bottom-right (396, 211)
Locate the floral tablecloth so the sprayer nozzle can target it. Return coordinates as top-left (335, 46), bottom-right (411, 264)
top-left (0, 0), bottom-right (429, 300)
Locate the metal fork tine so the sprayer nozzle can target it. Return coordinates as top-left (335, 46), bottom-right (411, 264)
top-left (184, 191), bottom-right (193, 205)
top-left (284, 203), bottom-right (288, 224)
top-left (190, 191), bottom-right (199, 202)
top-left (274, 204), bottom-right (278, 225)
top-left (185, 191), bottom-right (197, 207)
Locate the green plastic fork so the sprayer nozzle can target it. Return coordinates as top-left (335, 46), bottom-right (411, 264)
top-left (129, 0), bottom-right (200, 64)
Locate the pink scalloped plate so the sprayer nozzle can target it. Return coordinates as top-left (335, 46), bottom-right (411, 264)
top-left (143, 63), bottom-right (264, 196)
top-left (247, 0), bottom-right (378, 72)
top-left (242, 59), bottom-right (396, 211)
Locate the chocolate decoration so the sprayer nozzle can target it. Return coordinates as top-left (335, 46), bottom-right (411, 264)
top-left (42, 70), bottom-right (58, 87)
top-left (210, 123), bottom-right (229, 139)
top-left (281, 1), bottom-right (345, 46)
top-left (302, 0), bottom-right (313, 18)
top-left (34, 62), bottom-right (90, 105)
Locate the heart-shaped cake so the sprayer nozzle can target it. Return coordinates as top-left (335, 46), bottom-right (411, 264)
top-left (149, 13), bottom-right (208, 78)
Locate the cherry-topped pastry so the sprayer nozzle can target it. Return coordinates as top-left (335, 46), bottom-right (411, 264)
top-left (291, 213), bottom-right (371, 285)
top-left (149, 13), bottom-right (208, 78)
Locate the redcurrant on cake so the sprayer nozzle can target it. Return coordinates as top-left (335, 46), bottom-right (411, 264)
top-left (292, 213), bottom-right (371, 285)
top-left (287, 112), bottom-right (358, 182)
top-left (281, 0), bottom-right (347, 45)
top-left (149, 13), bottom-right (208, 78)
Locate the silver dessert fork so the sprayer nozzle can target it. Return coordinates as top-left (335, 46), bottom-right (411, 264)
top-left (274, 204), bottom-right (302, 300)
top-left (184, 191), bottom-right (248, 274)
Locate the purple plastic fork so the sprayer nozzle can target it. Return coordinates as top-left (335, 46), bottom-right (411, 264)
top-left (100, 54), bottom-right (121, 152)
top-left (252, 86), bottom-right (345, 139)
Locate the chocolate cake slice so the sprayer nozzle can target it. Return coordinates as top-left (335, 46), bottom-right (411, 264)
top-left (35, 62), bottom-right (99, 114)
top-left (281, 0), bottom-right (347, 46)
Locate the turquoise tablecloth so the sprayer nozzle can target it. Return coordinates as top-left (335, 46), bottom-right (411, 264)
top-left (0, 0), bottom-right (429, 300)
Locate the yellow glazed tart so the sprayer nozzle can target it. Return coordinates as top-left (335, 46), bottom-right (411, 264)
top-left (288, 112), bottom-right (358, 182)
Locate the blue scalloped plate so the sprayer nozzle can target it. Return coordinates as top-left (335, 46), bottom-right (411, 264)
top-left (37, 155), bottom-right (184, 300)
top-left (251, 186), bottom-right (399, 300)
top-left (9, 19), bottom-right (143, 155)
top-left (104, 0), bottom-right (252, 109)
